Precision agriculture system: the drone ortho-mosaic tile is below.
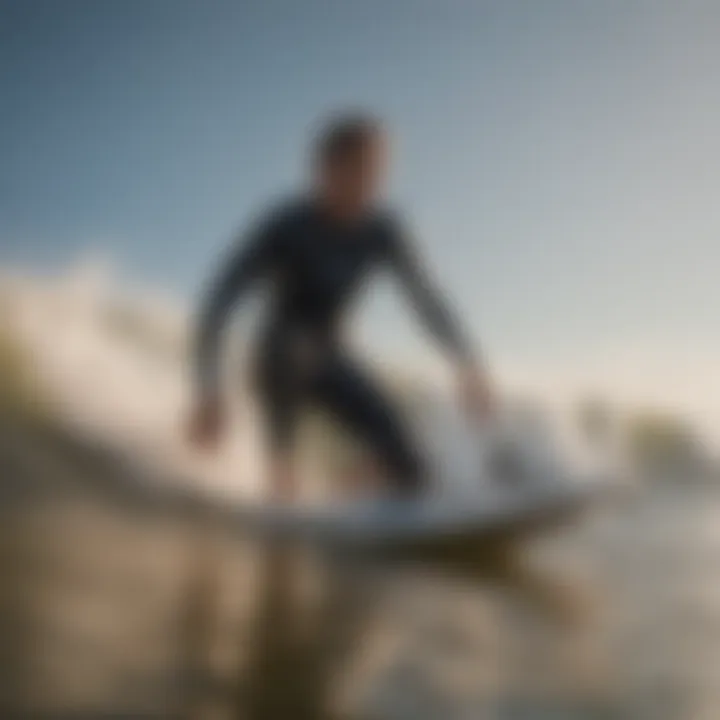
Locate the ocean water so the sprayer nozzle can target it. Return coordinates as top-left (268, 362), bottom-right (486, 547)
top-left (3, 267), bottom-right (719, 718)
top-left (2, 417), bottom-right (719, 719)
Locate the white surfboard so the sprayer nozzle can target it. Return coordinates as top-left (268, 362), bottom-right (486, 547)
top-left (227, 472), bottom-right (601, 549)
top-left (224, 405), bottom-right (608, 550)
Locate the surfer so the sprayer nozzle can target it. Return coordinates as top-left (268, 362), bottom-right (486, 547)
top-left (187, 113), bottom-right (493, 501)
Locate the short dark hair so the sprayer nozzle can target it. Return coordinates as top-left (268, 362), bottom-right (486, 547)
top-left (314, 112), bottom-right (382, 166)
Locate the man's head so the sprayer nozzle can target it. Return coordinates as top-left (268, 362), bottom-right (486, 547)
top-left (313, 112), bottom-right (388, 217)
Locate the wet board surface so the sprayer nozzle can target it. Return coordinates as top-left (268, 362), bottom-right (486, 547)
top-left (225, 472), bottom-right (603, 549)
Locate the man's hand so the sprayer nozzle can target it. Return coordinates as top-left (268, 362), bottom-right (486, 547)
top-left (456, 363), bottom-right (494, 425)
top-left (187, 394), bottom-right (225, 451)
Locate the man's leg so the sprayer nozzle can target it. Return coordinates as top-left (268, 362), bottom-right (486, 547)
top-left (256, 358), bottom-right (302, 503)
top-left (266, 448), bottom-right (296, 503)
top-left (311, 353), bottom-right (427, 498)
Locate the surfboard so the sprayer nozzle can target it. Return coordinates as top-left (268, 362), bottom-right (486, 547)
top-left (227, 469), bottom-right (604, 550)
top-left (214, 405), bottom-right (611, 550)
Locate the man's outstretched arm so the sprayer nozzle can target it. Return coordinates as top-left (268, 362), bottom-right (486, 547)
top-left (387, 220), bottom-right (493, 418)
top-left (194, 220), bottom-right (277, 401)
top-left (388, 224), bottom-right (474, 363)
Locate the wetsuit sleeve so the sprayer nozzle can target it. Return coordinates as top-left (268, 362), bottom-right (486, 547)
top-left (386, 217), bottom-right (476, 364)
top-left (193, 215), bottom-right (280, 398)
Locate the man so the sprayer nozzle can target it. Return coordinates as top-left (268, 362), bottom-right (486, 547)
top-left (187, 113), bottom-right (492, 501)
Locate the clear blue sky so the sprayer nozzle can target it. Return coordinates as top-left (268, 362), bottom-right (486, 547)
top-left (1, 0), bottom-right (718, 374)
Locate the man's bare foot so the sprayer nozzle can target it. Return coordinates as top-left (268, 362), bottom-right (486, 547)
top-left (336, 457), bottom-right (383, 500)
top-left (187, 394), bottom-right (224, 450)
top-left (268, 454), bottom-right (297, 503)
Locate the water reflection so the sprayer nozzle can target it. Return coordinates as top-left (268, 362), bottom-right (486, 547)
top-left (179, 530), bottom-right (374, 720)
top-left (1, 423), bottom-right (718, 719)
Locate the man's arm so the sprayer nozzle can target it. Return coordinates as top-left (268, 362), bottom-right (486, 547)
top-left (386, 220), bottom-right (475, 364)
top-left (194, 218), bottom-right (278, 400)
top-left (386, 216), bottom-right (493, 420)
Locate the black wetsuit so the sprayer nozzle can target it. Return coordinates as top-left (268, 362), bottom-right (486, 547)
top-left (194, 197), bottom-right (474, 494)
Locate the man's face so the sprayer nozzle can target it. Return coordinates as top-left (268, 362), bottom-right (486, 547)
top-left (322, 132), bottom-right (388, 213)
